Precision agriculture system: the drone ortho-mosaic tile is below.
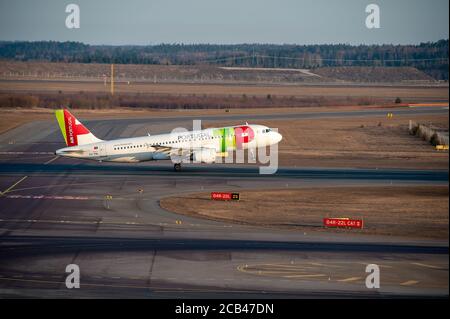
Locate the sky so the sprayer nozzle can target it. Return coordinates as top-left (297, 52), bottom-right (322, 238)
top-left (0, 0), bottom-right (448, 45)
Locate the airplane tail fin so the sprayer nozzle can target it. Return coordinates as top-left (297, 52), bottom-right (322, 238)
top-left (55, 109), bottom-right (103, 146)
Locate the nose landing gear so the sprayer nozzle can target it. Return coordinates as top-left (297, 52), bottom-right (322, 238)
top-left (174, 163), bottom-right (181, 172)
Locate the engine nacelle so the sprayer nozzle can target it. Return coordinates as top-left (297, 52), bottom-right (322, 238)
top-left (192, 148), bottom-right (217, 163)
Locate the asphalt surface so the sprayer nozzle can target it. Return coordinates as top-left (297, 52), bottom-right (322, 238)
top-left (0, 107), bottom-right (448, 298)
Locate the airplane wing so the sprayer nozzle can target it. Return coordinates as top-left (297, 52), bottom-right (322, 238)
top-left (150, 144), bottom-right (193, 159)
top-left (150, 144), bottom-right (216, 159)
top-left (150, 145), bottom-right (173, 154)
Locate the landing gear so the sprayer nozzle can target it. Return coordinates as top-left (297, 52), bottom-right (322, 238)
top-left (174, 163), bottom-right (181, 172)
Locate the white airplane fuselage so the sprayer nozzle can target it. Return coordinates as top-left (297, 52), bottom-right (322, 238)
top-left (56, 124), bottom-right (282, 164)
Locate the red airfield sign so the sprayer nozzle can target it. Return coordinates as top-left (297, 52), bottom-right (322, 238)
top-left (323, 218), bottom-right (364, 229)
top-left (211, 192), bottom-right (240, 201)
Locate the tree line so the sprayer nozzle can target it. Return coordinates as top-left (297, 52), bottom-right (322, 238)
top-left (0, 40), bottom-right (448, 80)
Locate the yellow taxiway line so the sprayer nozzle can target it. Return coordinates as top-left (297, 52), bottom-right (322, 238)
top-left (0, 176), bottom-right (28, 196)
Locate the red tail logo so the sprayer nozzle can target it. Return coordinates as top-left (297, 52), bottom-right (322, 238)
top-left (64, 109), bottom-right (90, 146)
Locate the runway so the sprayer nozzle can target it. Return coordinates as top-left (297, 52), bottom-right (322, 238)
top-left (0, 106), bottom-right (448, 298)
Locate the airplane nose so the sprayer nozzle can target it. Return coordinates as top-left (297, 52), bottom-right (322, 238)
top-left (271, 132), bottom-right (282, 144)
top-left (275, 132), bottom-right (283, 143)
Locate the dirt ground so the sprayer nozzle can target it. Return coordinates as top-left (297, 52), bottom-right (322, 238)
top-left (0, 80), bottom-right (448, 101)
top-left (160, 186), bottom-right (449, 239)
top-left (205, 113), bottom-right (449, 170)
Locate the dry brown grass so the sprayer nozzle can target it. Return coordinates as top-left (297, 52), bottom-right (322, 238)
top-left (0, 80), bottom-right (448, 101)
top-left (409, 122), bottom-right (449, 146)
top-left (160, 186), bottom-right (449, 239)
top-left (0, 61), bottom-right (438, 83)
top-left (313, 67), bottom-right (435, 82)
top-left (0, 90), bottom-right (390, 110)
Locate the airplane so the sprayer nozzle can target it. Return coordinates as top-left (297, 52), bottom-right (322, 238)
top-left (54, 109), bottom-right (282, 171)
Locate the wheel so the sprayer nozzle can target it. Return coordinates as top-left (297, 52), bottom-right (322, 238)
top-left (174, 163), bottom-right (181, 172)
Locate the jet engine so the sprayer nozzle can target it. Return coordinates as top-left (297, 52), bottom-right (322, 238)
top-left (191, 148), bottom-right (217, 163)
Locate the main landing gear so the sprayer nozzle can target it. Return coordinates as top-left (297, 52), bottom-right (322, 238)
top-left (174, 163), bottom-right (181, 172)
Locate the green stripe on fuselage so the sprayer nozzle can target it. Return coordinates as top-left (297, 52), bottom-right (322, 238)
top-left (213, 127), bottom-right (236, 152)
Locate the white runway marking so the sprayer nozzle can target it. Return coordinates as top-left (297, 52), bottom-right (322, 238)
top-left (400, 280), bottom-right (419, 286)
top-left (411, 262), bottom-right (442, 270)
top-left (5, 194), bottom-right (90, 200)
top-left (284, 274), bottom-right (326, 278)
top-left (337, 277), bottom-right (362, 282)
top-left (0, 151), bottom-right (54, 155)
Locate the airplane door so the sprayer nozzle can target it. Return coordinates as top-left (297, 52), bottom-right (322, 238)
top-left (92, 143), bottom-right (107, 158)
top-left (99, 143), bottom-right (107, 157)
